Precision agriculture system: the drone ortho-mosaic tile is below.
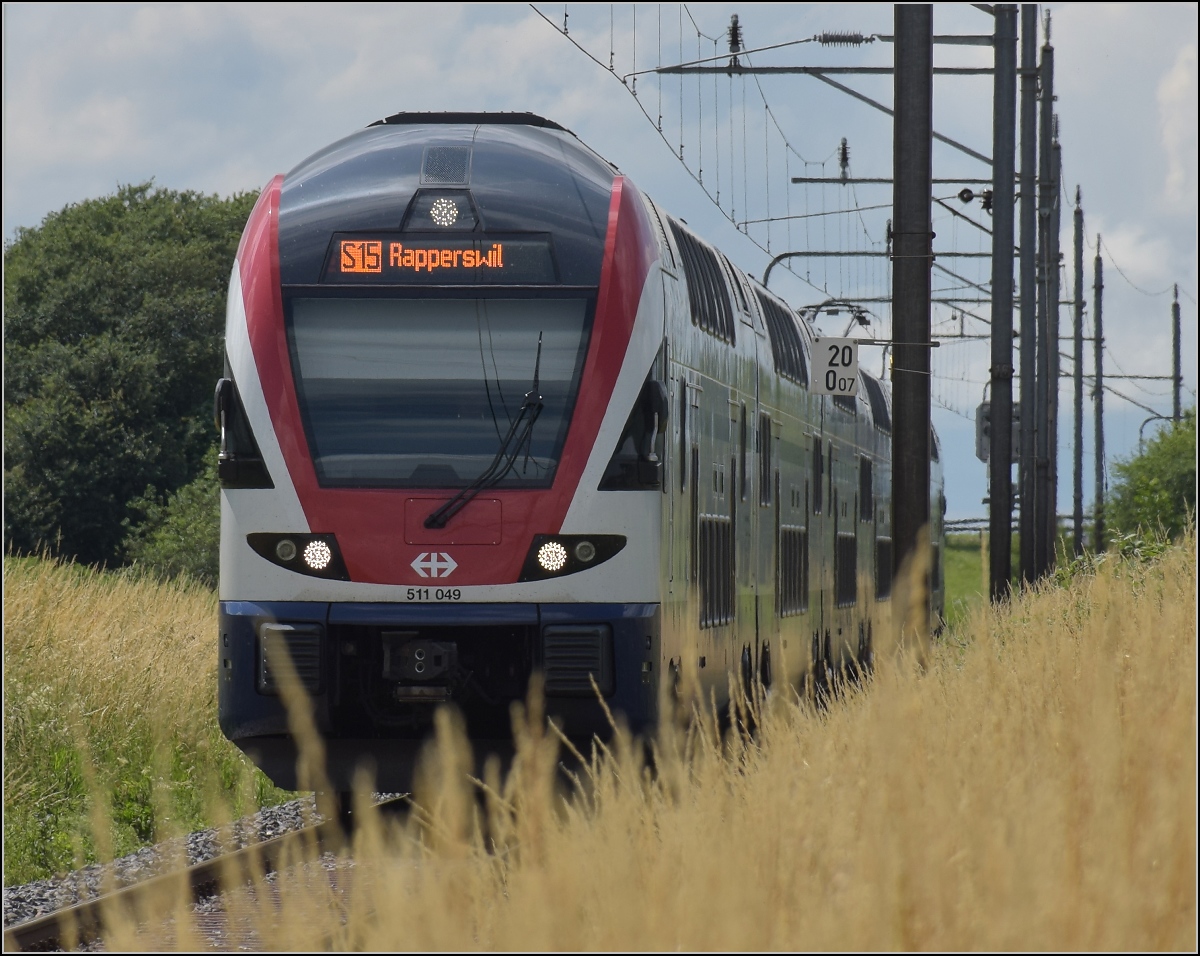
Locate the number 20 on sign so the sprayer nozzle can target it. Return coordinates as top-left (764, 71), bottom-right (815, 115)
top-left (811, 337), bottom-right (859, 396)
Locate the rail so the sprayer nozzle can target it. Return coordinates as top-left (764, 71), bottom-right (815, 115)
top-left (3, 797), bottom-right (407, 952)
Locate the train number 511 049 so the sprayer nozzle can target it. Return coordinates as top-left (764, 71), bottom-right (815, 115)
top-left (405, 588), bottom-right (462, 601)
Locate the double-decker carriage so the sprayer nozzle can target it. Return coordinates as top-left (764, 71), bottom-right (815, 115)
top-left (216, 112), bottom-right (945, 790)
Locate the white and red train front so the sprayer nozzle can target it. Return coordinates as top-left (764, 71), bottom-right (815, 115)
top-left (217, 114), bottom-right (667, 790)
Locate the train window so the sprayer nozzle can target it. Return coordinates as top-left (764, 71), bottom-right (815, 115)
top-left (599, 373), bottom-right (668, 491)
top-left (833, 387), bottom-right (857, 415)
top-left (875, 537), bottom-right (893, 599)
top-left (861, 372), bottom-right (891, 433)
top-left (860, 457), bottom-right (873, 521)
top-left (739, 404), bottom-right (748, 501)
top-left (931, 427), bottom-right (941, 461)
top-left (288, 296), bottom-right (590, 488)
top-left (648, 200), bottom-right (678, 270)
top-left (828, 441), bottom-right (834, 517)
top-left (679, 382), bottom-right (688, 492)
top-left (835, 533), bottom-right (858, 607)
top-left (759, 414), bottom-right (773, 506)
top-left (214, 367), bottom-right (274, 489)
top-left (753, 289), bottom-right (808, 386)
top-left (699, 515), bottom-right (735, 628)
top-left (777, 526), bottom-right (809, 616)
top-left (719, 253), bottom-right (750, 314)
top-left (812, 440), bottom-right (824, 514)
top-left (690, 446), bottom-right (700, 581)
top-left (668, 219), bottom-right (735, 344)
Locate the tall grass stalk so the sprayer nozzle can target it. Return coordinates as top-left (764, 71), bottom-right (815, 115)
top-left (9, 538), bottom-right (1195, 949)
top-left (3, 557), bottom-right (290, 884)
top-left (176, 538), bottom-right (1198, 950)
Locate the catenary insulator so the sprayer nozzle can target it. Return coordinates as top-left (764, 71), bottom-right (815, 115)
top-left (817, 31), bottom-right (870, 46)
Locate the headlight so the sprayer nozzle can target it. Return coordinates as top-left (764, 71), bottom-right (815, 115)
top-left (574, 540), bottom-right (597, 563)
top-left (537, 541), bottom-right (569, 572)
top-left (246, 533), bottom-right (351, 580)
top-left (518, 535), bottom-right (627, 581)
top-left (429, 197), bottom-right (459, 226)
top-left (303, 540), bottom-right (333, 570)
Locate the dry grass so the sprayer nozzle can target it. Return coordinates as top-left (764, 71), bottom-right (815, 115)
top-left (101, 537), bottom-right (1198, 952)
top-left (10, 538), bottom-right (1195, 949)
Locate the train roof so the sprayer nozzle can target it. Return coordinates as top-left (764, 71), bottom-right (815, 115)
top-left (277, 114), bottom-right (618, 286)
top-left (368, 111), bottom-right (570, 131)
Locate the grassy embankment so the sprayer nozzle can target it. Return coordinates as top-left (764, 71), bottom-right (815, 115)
top-left (942, 531), bottom-right (989, 628)
top-left (300, 538), bottom-right (1194, 950)
top-left (6, 539), bottom-right (1196, 949)
top-left (3, 557), bottom-right (292, 886)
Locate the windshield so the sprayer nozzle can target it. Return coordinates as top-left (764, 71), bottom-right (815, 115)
top-left (289, 297), bottom-right (591, 488)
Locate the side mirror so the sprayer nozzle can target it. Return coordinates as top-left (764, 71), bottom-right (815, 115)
top-left (214, 378), bottom-right (234, 457)
top-left (640, 379), bottom-right (669, 463)
top-left (642, 380), bottom-right (669, 435)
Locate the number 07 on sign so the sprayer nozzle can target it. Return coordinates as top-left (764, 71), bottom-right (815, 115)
top-left (811, 337), bottom-right (859, 396)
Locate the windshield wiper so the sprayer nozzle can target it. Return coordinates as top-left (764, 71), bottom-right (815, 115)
top-left (425, 333), bottom-right (544, 529)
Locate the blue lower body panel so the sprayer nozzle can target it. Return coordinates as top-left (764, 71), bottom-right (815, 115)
top-left (218, 601), bottom-right (660, 790)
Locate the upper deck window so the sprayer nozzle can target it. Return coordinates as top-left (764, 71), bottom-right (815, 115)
top-left (288, 296), bottom-right (591, 488)
top-left (667, 220), bottom-right (735, 344)
top-left (861, 373), bottom-right (892, 433)
top-left (754, 289), bottom-right (808, 386)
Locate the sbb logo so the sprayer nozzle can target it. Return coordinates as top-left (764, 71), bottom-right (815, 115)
top-left (410, 552), bottom-right (458, 578)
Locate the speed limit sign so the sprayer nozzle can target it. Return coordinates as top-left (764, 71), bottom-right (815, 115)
top-left (811, 337), bottom-right (859, 396)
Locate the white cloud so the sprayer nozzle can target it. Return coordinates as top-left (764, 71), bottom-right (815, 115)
top-left (1157, 42), bottom-right (1198, 211)
top-left (1, 2), bottom-right (1194, 519)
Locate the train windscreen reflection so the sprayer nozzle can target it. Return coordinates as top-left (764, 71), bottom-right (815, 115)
top-left (289, 297), bottom-right (591, 488)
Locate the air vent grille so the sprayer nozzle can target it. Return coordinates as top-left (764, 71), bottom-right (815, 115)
top-left (836, 533), bottom-right (858, 608)
top-left (542, 625), bottom-right (614, 696)
top-left (422, 146), bottom-right (471, 184)
top-left (778, 526), bottom-right (809, 617)
top-left (699, 515), bottom-right (735, 628)
top-left (258, 623), bottom-right (323, 695)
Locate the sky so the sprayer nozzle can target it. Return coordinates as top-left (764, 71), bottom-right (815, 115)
top-left (3, 2), bottom-right (1197, 523)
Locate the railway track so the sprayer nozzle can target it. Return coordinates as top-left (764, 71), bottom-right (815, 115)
top-left (3, 796), bottom-right (407, 952)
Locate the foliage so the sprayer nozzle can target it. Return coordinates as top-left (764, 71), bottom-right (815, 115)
top-left (1053, 526), bottom-right (1175, 588)
top-left (3, 183), bottom-right (255, 568)
top-left (3, 557), bottom-right (291, 885)
top-left (123, 451), bottom-right (220, 589)
top-left (1107, 408), bottom-right (1196, 540)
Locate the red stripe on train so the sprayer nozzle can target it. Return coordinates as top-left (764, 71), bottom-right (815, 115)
top-left (240, 175), bottom-right (656, 586)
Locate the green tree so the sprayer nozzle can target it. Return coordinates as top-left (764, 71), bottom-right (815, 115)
top-left (1107, 409), bottom-right (1196, 540)
top-left (4, 183), bottom-right (256, 567)
top-left (122, 452), bottom-right (220, 588)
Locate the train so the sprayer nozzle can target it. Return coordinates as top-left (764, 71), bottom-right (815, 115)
top-left (216, 112), bottom-right (945, 792)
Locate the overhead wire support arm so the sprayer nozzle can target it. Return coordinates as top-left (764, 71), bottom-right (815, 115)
top-left (790, 176), bottom-right (1001, 185)
top-left (768, 250), bottom-right (993, 257)
top-left (852, 339), bottom-right (941, 347)
top-left (876, 34), bottom-right (996, 45)
top-left (934, 262), bottom-right (992, 296)
top-left (619, 35), bottom-right (821, 79)
top-left (838, 296), bottom-right (996, 305)
top-left (655, 65), bottom-right (994, 75)
top-left (766, 249), bottom-right (990, 286)
top-left (806, 72), bottom-right (993, 166)
top-left (933, 196), bottom-right (995, 236)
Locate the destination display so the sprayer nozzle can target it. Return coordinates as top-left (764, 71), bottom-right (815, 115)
top-left (322, 234), bottom-right (557, 284)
